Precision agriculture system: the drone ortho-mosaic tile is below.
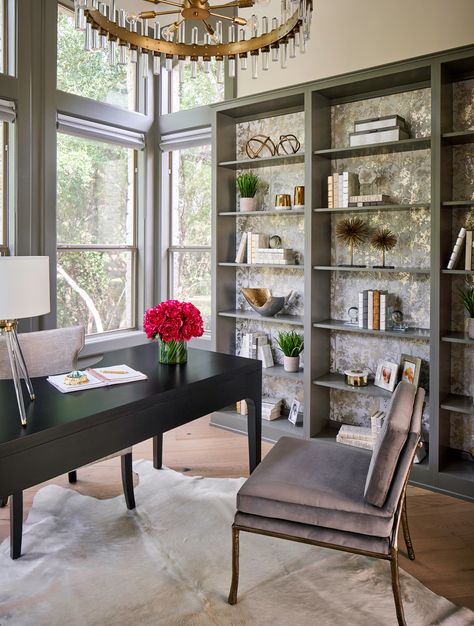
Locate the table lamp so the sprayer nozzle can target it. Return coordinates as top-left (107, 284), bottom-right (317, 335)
top-left (0, 256), bottom-right (50, 426)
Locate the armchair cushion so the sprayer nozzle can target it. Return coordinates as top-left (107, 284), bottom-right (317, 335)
top-left (364, 381), bottom-right (416, 508)
top-left (237, 437), bottom-right (396, 538)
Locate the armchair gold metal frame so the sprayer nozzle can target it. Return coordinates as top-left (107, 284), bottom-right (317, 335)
top-left (228, 439), bottom-right (421, 626)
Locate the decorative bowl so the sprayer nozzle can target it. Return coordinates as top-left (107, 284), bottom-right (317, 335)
top-left (241, 288), bottom-right (286, 317)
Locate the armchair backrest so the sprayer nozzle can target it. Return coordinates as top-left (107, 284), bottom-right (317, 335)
top-left (364, 381), bottom-right (420, 508)
top-left (0, 326), bottom-right (85, 378)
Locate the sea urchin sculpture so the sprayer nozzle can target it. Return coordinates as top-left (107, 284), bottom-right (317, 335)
top-left (371, 226), bottom-right (397, 268)
top-left (336, 216), bottom-right (368, 266)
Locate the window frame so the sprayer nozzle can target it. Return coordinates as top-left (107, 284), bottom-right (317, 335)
top-left (161, 137), bottom-right (213, 338)
top-left (56, 129), bottom-right (140, 336)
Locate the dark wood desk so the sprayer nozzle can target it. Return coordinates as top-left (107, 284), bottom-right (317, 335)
top-left (0, 345), bottom-right (262, 555)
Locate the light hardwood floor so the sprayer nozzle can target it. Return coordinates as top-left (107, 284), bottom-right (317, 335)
top-left (1, 416), bottom-right (473, 611)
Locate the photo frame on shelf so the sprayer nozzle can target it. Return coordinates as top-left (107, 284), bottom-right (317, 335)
top-left (374, 360), bottom-right (399, 392)
top-left (288, 398), bottom-right (302, 425)
top-left (399, 353), bottom-right (422, 387)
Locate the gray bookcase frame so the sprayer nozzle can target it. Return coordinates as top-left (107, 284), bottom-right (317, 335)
top-left (211, 45), bottom-right (474, 502)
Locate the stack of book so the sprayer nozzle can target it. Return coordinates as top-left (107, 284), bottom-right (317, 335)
top-left (246, 233), bottom-right (269, 264)
top-left (349, 114), bottom-right (409, 147)
top-left (240, 332), bottom-right (274, 368)
top-left (336, 411), bottom-right (385, 450)
top-left (327, 171), bottom-right (359, 208)
top-left (349, 194), bottom-right (392, 207)
top-left (253, 248), bottom-right (296, 265)
top-left (358, 290), bottom-right (394, 331)
top-left (261, 398), bottom-right (282, 421)
top-left (447, 227), bottom-right (474, 270)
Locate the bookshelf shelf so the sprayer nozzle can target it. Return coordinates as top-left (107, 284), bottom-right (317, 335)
top-left (218, 310), bottom-right (304, 326)
top-left (440, 394), bottom-right (474, 415)
top-left (219, 262), bottom-right (303, 269)
top-left (442, 129), bottom-right (474, 145)
top-left (313, 202), bottom-right (430, 213)
top-left (313, 137), bottom-right (430, 159)
top-left (313, 265), bottom-right (430, 274)
top-left (441, 269), bottom-right (474, 275)
top-left (441, 332), bottom-right (474, 345)
top-left (313, 319), bottom-right (430, 340)
top-left (219, 209), bottom-right (305, 217)
top-left (442, 200), bottom-right (474, 207)
top-left (218, 152), bottom-right (305, 169)
top-left (263, 365), bottom-right (304, 381)
top-left (210, 409), bottom-right (304, 442)
top-left (313, 373), bottom-right (391, 398)
top-left (439, 453), bottom-right (474, 483)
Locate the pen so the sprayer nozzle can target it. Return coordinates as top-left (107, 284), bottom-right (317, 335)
top-left (101, 370), bottom-right (129, 375)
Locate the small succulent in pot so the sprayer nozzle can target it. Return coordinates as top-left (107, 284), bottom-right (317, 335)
top-left (236, 172), bottom-right (260, 212)
top-left (276, 330), bottom-right (304, 372)
top-left (459, 283), bottom-right (474, 339)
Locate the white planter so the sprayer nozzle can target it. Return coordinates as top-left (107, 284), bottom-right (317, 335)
top-left (240, 197), bottom-right (257, 212)
top-left (468, 318), bottom-right (474, 340)
top-left (283, 355), bottom-right (300, 372)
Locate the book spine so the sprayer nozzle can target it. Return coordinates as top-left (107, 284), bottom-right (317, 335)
top-left (328, 175), bottom-right (333, 208)
top-left (246, 231), bottom-right (252, 264)
top-left (235, 232), bottom-right (247, 263)
top-left (336, 436), bottom-right (374, 450)
top-left (368, 290), bottom-right (374, 330)
top-left (465, 231), bottom-right (473, 271)
top-left (333, 173), bottom-right (339, 208)
top-left (447, 227), bottom-right (466, 269)
top-left (373, 290), bottom-right (380, 331)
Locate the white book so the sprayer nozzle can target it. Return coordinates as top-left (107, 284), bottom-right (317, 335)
top-left (333, 173), bottom-right (339, 208)
top-left (258, 344), bottom-right (274, 368)
top-left (465, 231), bottom-right (473, 271)
top-left (368, 290), bottom-right (374, 330)
top-left (337, 424), bottom-right (374, 442)
top-left (235, 233), bottom-right (247, 263)
top-left (336, 435), bottom-right (374, 450)
top-left (240, 334), bottom-right (250, 358)
top-left (47, 364), bottom-right (148, 394)
top-left (447, 227), bottom-right (466, 269)
top-left (339, 174), bottom-right (344, 209)
top-left (246, 231), bottom-right (253, 264)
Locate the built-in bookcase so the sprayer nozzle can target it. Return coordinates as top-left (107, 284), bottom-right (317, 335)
top-left (211, 46), bottom-right (474, 501)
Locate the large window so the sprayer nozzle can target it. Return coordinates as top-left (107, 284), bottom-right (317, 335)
top-left (57, 5), bottom-right (136, 111)
top-left (168, 143), bottom-right (212, 331)
top-left (0, 122), bottom-right (7, 252)
top-left (165, 62), bottom-right (224, 113)
top-left (56, 132), bottom-right (137, 335)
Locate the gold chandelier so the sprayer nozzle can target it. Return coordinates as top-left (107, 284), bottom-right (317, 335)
top-left (74, 0), bottom-right (313, 81)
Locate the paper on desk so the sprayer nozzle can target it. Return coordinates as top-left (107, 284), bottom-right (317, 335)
top-left (47, 364), bottom-right (147, 393)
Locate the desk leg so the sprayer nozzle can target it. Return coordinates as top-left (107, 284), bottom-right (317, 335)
top-left (153, 434), bottom-right (163, 469)
top-left (246, 396), bottom-right (261, 474)
top-left (10, 491), bottom-right (22, 560)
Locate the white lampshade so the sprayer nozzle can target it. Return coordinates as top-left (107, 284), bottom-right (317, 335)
top-left (0, 256), bottom-right (50, 320)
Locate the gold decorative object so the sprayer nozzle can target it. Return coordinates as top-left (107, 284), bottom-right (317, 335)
top-left (245, 135), bottom-right (276, 160)
top-left (241, 288), bottom-right (286, 317)
top-left (77, 0), bottom-right (313, 83)
top-left (336, 216), bottom-right (368, 266)
top-left (276, 134), bottom-right (301, 155)
top-left (274, 194), bottom-right (292, 210)
top-left (293, 185), bottom-right (304, 209)
top-left (344, 369), bottom-right (369, 387)
top-left (371, 226), bottom-right (397, 268)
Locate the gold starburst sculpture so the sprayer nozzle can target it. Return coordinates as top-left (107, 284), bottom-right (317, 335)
top-left (336, 217), bottom-right (368, 266)
top-left (371, 226), bottom-right (397, 268)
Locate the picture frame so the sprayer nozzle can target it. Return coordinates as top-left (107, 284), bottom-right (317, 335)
top-left (399, 353), bottom-right (422, 387)
top-left (288, 398), bottom-right (301, 425)
top-left (374, 360), bottom-right (399, 392)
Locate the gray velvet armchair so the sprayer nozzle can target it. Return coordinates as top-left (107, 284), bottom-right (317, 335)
top-left (0, 326), bottom-right (135, 559)
top-left (228, 381), bottom-right (425, 626)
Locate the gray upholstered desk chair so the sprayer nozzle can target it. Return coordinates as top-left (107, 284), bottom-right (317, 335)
top-left (228, 381), bottom-right (425, 626)
top-left (0, 326), bottom-right (135, 559)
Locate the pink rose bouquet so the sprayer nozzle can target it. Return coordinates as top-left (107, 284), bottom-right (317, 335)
top-left (144, 300), bottom-right (204, 343)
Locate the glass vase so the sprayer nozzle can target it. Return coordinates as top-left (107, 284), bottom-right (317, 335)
top-left (159, 339), bottom-right (187, 364)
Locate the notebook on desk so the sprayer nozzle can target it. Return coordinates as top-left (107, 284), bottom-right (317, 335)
top-left (47, 364), bottom-right (148, 393)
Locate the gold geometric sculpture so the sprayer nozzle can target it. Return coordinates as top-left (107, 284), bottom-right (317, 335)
top-left (336, 216), bottom-right (368, 266)
top-left (245, 135), bottom-right (276, 159)
top-left (276, 134), bottom-right (301, 155)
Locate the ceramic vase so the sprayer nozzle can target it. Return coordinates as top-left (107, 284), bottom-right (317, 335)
top-left (283, 355), bottom-right (300, 372)
top-left (159, 339), bottom-right (187, 364)
top-left (240, 197), bottom-right (257, 212)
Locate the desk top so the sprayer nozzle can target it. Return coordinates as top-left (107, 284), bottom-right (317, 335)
top-left (0, 345), bottom-right (259, 453)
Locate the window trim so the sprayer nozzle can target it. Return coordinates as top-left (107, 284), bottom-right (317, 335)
top-left (56, 129), bottom-right (140, 336)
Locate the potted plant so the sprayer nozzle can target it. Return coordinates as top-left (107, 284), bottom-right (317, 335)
top-left (236, 172), bottom-right (260, 212)
top-left (276, 330), bottom-right (304, 372)
top-left (459, 284), bottom-right (474, 339)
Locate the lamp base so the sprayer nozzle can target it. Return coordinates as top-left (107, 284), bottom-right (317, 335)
top-left (0, 321), bottom-right (35, 426)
